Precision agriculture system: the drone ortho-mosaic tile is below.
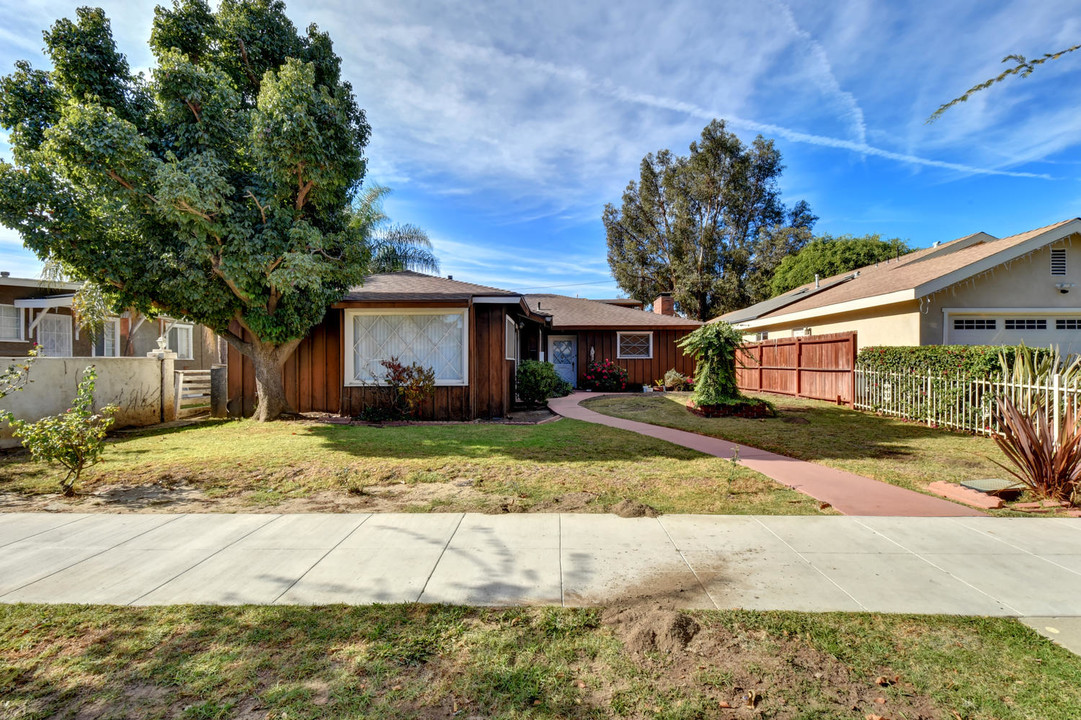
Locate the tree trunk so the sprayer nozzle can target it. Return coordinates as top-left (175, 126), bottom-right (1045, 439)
top-left (247, 337), bottom-right (302, 421)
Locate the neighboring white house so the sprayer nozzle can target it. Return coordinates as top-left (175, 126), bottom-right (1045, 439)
top-left (718, 218), bottom-right (1081, 354)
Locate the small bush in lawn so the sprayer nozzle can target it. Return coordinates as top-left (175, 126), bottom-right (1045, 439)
top-left (362, 357), bottom-right (436, 420)
top-left (516, 360), bottom-right (572, 407)
top-left (2, 366), bottom-right (116, 496)
top-left (663, 368), bottom-right (690, 390)
top-left (580, 359), bottom-right (628, 392)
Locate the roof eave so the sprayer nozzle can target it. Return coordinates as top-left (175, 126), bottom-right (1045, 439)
top-left (733, 288), bottom-right (918, 329)
top-left (914, 220), bottom-right (1081, 299)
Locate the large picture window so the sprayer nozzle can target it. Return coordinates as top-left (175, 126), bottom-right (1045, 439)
top-left (345, 309), bottom-right (468, 386)
top-left (617, 331), bottom-right (653, 359)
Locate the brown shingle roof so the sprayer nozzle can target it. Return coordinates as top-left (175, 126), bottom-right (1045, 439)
top-left (339, 271), bottom-right (520, 302)
top-left (524, 294), bottom-right (701, 329)
top-left (721, 219), bottom-right (1081, 324)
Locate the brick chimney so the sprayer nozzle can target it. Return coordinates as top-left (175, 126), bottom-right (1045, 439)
top-left (653, 293), bottom-right (675, 316)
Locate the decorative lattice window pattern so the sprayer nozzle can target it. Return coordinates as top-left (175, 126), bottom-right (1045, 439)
top-left (1052, 248), bottom-right (1067, 276)
top-left (953, 318), bottom-right (997, 330)
top-left (1005, 319), bottom-right (1047, 331)
top-left (617, 331), bottom-right (652, 359)
top-left (351, 311), bottom-right (466, 384)
top-left (0, 305), bottom-right (19, 340)
top-left (1057, 319), bottom-right (1081, 330)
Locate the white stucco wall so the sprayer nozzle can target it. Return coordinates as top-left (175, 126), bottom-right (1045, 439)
top-left (0, 356), bottom-right (173, 448)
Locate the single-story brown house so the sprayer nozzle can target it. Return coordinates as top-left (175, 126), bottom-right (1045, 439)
top-left (0, 273), bottom-right (221, 369)
top-left (523, 293), bottom-right (700, 387)
top-left (227, 272), bottom-right (701, 420)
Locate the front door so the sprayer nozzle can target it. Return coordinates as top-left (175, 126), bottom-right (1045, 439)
top-left (548, 335), bottom-right (577, 387)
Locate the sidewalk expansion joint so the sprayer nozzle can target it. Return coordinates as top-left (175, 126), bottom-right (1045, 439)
top-left (127, 514), bottom-right (283, 606)
top-left (272, 514), bottom-right (373, 605)
top-left (415, 513), bottom-right (465, 603)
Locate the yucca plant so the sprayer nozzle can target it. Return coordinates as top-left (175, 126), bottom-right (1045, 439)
top-left (991, 395), bottom-right (1081, 504)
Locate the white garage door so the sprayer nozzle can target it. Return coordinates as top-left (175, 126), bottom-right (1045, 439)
top-left (949, 315), bottom-right (1081, 355)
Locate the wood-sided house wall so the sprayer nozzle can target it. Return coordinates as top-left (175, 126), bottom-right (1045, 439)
top-left (546, 328), bottom-right (698, 387)
top-left (227, 303), bottom-right (517, 420)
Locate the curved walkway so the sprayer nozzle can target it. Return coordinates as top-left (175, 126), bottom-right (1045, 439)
top-left (549, 392), bottom-right (984, 517)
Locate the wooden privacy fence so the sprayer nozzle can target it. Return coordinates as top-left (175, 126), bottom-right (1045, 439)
top-left (736, 331), bottom-right (857, 405)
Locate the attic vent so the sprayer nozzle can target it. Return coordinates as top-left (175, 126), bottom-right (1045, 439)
top-left (1052, 249), bottom-right (1067, 276)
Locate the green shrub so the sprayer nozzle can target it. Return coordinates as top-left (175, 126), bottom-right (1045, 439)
top-left (857, 345), bottom-right (1057, 379)
top-left (2, 366), bottom-right (116, 496)
top-left (360, 357), bottom-right (436, 421)
top-left (678, 322), bottom-right (745, 406)
top-left (515, 360), bottom-right (572, 407)
top-left (580, 359), bottom-right (628, 392)
top-left (663, 368), bottom-right (690, 390)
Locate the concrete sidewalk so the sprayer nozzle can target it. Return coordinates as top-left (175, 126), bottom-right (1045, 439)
top-left (550, 392), bottom-right (984, 517)
top-left (3, 512), bottom-right (1081, 616)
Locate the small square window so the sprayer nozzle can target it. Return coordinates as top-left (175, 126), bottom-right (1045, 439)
top-left (1057, 319), bottom-right (1081, 330)
top-left (617, 331), bottom-right (652, 359)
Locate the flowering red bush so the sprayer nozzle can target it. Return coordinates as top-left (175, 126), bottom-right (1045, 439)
top-left (580, 359), bottom-right (628, 392)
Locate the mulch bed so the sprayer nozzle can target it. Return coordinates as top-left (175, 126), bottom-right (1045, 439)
top-left (686, 398), bottom-right (774, 419)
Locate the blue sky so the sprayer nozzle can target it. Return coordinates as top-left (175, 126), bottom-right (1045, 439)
top-left (2, 0), bottom-right (1080, 298)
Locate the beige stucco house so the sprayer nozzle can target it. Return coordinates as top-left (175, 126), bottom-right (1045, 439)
top-left (718, 218), bottom-right (1081, 354)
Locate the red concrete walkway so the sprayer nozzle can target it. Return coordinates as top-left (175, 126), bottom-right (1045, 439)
top-left (549, 392), bottom-right (984, 517)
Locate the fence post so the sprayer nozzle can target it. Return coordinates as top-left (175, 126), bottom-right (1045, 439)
top-left (1054, 372), bottom-right (1061, 444)
top-left (795, 338), bottom-right (802, 399)
top-left (926, 375), bottom-right (932, 426)
top-left (211, 365), bottom-right (228, 418)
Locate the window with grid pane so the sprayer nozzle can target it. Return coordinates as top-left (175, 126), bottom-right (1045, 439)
top-left (617, 331), bottom-right (652, 359)
top-left (350, 311), bottom-right (466, 384)
top-left (0, 305), bottom-right (19, 340)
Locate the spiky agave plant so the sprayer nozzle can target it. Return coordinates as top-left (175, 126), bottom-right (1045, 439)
top-left (991, 395), bottom-right (1081, 504)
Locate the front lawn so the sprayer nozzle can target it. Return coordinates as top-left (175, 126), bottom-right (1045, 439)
top-left (583, 392), bottom-right (1011, 495)
top-left (0, 417), bottom-right (824, 516)
top-left (2, 604), bottom-right (1079, 720)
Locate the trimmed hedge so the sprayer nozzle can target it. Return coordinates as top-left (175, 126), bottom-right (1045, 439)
top-left (857, 345), bottom-right (1056, 379)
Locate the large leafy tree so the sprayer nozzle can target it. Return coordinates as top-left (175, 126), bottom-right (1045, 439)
top-left (603, 119), bottom-right (815, 321)
top-left (768, 234), bottom-right (911, 297)
top-left (0, 0), bottom-right (373, 421)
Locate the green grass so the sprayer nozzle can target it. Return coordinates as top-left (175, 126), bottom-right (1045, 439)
top-left (583, 392), bottom-right (1012, 496)
top-left (0, 417), bottom-right (824, 515)
top-left (2, 604), bottom-right (1079, 719)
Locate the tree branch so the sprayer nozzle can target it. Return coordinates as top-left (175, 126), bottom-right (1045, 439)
top-left (246, 190), bottom-right (267, 224)
top-left (177, 199), bottom-right (212, 221)
top-left (236, 37), bottom-right (261, 89)
top-left (295, 179), bottom-right (315, 211)
top-left (185, 99), bottom-right (202, 122)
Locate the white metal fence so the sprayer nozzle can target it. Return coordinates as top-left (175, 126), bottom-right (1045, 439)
top-left (854, 368), bottom-right (1081, 439)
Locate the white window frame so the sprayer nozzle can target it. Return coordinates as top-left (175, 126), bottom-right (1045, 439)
top-left (91, 317), bottom-right (123, 357)
top-left (616, 330), bottom-right (653, 359)
top-left (505, 316), bottom-right (519, 362)
top-left (166, 322), bottom-right (194, 360)
top-left (343, 307), bottom-right (470, 387)
top-left (0, 304), bottom-right (25, 341)
top-left (792, 327), bottom-right (812, 337)
top-left (35, 311), bottom-right (73, 357)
